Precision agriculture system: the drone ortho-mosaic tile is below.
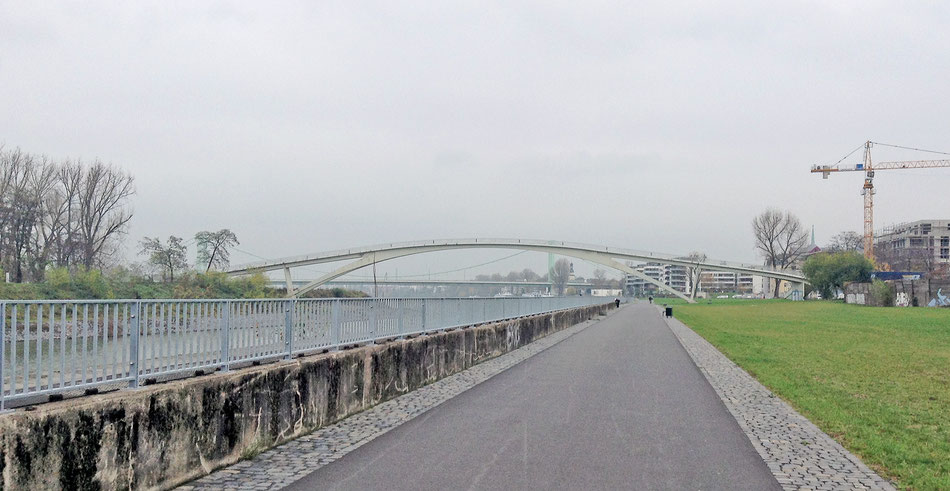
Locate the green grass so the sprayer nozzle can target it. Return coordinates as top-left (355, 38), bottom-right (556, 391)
top-left (676, 301), bottom-right (950, 490)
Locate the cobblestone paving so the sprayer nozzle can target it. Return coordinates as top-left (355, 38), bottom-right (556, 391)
top-left (179, 313), bottom-right (609, 490)
top-left (665, 315), bottom-right (896, 491)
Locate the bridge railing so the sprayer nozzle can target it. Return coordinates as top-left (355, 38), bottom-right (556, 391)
top-left (0, 296), bottom-right (607, 410)
top-left (229, 237), bottom-right (804, 280)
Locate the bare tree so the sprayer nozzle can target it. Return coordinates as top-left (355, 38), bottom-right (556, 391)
top-left (140, 236), bottom-right (188, 282)
top-left (50, 162), bottom-right (85, 268)
top-left (752, 208), bottom-right (809, 297)
top-left (520, 268), bottom-right (540, 281)
top-left (0, 149), bottom-right (136, 281)
top-left (76, 161), bottom-right (134, 269)
top-left (592, 269), bottom-right (607, 288)
top-left (27, 156), bottom-right (63, 280)
top-left (826, 231), bottom-right (863, 253)
top-left (195, 229), bottom-right (240, 272)
top-left (4, 151), bottom-right (41, 282)
top-left (878, 243), bottom-right (937, 275)
top-left (551, 258), bottom-right (572, 295)
top-left (682, 251), bottom-right (707, 298)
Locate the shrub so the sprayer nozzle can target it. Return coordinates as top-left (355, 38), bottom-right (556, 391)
top-left (803, 252), bottom-right (874, 299)
top-left (870, 279), bottom-right (894, 307)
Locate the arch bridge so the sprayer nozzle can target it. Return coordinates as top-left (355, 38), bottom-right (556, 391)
top-left (226, 238), bottom-right (807, 303)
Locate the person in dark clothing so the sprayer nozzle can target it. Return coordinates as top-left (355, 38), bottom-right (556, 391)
top-left (648, 296), bottom-right (653, 304)
top-left (614, 298), bottom-right (620, 308)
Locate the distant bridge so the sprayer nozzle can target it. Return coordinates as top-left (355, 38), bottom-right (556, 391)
top-left (228, 238), bottom-right (807, 303)
top-left (268, 279), bottom-right (595, 290)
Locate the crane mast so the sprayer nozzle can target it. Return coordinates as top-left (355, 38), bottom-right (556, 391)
top-left (861, 142), bottom-right (874, 258)
top-left (811, 141), bottom-right (950, 261)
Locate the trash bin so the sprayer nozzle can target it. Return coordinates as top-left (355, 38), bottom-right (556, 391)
top-left (665, 306), bottom-right (673, 318)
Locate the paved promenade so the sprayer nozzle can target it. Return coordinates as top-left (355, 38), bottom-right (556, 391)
top-left (185, 303), bottom-right (894, 490)
top-left (289, 304), bottom-right (778, 490)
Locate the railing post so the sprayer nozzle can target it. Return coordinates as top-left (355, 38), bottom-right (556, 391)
top-left (331, 299), bottom-right (341, 350)
top-left (129, 301), bottom-right (141, 389)
top-left (1, 302), bottom-right (6, 412)
top-left (369, 299), bottom-right (377, 339)
top-left (284, 300), bottom-right (294, 359)
top-left (397, 300), bottom-right (405, 338)
top-left (421, 300), bottom-right (427, 331)
top-left (220, 301), bottom-right (231, 372)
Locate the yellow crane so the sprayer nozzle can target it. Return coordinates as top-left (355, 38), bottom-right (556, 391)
top-left (811, 141), bottom-right (950, 260)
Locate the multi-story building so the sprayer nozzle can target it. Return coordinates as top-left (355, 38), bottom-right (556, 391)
top-left (875, 220), bottom-right (950, 272)
top-left (624, 262), bottom-right (692, 295)
top-left (624, 262), bottom-right (763, 296)
top-left (698, 271), bottom-right (759, 293)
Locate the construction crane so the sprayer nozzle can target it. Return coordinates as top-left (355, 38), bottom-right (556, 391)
top-left (811, 141), bottom-right (950, 260)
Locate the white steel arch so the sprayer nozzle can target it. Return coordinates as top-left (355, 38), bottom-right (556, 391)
top-left (227, 238), bottom-right (808, 302)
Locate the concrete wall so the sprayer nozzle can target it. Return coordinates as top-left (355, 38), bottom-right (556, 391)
top-left (0, 303), bottom-right (611, 491)
top-left (845, 279), bottom-right (950, 307)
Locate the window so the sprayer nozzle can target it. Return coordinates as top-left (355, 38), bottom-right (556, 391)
top-left (910, 237), bottom-right (925, 247)
top-left (941, 237), bottom-right (949, 247)
top-left (922, 223), bottom-right (932, 234)
top-left (942, 248), bottom-right (950, 260)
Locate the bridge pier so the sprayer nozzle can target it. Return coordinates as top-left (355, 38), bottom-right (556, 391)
top-left (284, 267), bottom-right (294, 295)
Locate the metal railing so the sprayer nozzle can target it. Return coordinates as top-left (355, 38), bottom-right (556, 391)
top-left (0, 296), bottom-right (606, 410)
top-left (229, 237), bottom-right (805, 280)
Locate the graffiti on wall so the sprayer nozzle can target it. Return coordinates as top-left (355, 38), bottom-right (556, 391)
top-left (895, 292), bottom-right (910, 307)
top-left (928, 288), bottom-right (949, 307)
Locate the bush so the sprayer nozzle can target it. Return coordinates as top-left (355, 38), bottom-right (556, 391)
top-left (46, 267), bottom-right (71, 290)
top-left (803, 252), bottom-right (874, 299)
top-left (870, 279), bottom-right (894, 307)
top-left (0, 267), bottom-right (366, 300)
top-left (299, 287), bottom-right (368, 299)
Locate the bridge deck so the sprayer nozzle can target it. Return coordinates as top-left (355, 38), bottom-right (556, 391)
top-left (286, 304), bottom-right (779, 490)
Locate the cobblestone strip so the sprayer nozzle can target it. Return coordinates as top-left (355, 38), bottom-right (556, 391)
top-left (665, 315), bottom-right (896, 491)
top-left (180, 312), bottom-right (611, 490)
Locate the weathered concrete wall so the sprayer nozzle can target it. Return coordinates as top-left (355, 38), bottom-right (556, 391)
top-left (0, 303), bottom-right (611, 491)
top-left (845, 279), bottom-right (950, 307)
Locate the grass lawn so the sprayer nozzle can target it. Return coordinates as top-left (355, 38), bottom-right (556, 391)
top-left (675, 301), bottom-right (950, 490)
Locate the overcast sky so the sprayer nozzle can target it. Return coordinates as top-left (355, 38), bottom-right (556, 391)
top-left (2, 1), bottom-right (948, 279)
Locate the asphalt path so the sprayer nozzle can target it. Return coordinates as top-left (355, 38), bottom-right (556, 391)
top-left (286, 304), bottom-right (780, 490)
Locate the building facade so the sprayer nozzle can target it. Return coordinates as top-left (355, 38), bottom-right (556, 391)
top-left (623, 262), bottom-right (763, 296)
top-left (624, 262), bottom-right (692, 295)
top-left (875, 220), bottom-right (950, 272)
top-left (699, 271), bottom-right (758, 293)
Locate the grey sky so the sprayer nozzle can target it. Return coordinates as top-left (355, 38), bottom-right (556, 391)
top-left (2, 1), bottom-right (948, 279)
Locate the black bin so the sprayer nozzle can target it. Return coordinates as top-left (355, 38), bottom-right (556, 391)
top-left (665, 306), bottom-right (673, 318)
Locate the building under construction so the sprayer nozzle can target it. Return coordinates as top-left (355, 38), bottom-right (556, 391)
top-left (875, 219), bottom-right (950, 272)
